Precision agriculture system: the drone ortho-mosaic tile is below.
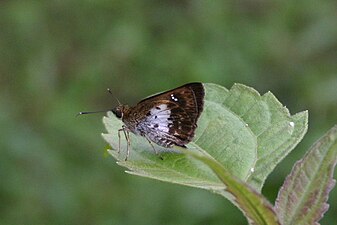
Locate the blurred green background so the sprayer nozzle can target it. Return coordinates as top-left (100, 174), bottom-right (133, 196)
top-left (1, 1), bottom-right (337, 224)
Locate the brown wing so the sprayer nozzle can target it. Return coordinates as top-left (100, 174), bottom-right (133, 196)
top-left (133, 82), bottom-right (205, 146)
top-left (138, 82), bottom-right (204, 116)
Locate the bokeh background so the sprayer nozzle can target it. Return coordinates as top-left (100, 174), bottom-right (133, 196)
top-left (1, 1), bottom-right (337, 224)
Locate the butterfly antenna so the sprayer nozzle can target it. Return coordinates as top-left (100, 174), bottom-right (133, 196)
top-left (107, 88), bottom-right (122, 105)
top-left (76, 110), bottom-right (108, 117)
top-left (77, 88), bottom-right (121, 117)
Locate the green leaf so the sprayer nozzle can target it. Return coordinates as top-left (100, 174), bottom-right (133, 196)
top-left (102, 82), bottom-right (307, 191)
top-left (218, 84), bottom-right (308, 191)
top-left (274, 125), bottom-right (337, 225)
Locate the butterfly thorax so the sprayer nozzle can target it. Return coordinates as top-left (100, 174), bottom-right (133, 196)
top-left (112, 105), bottom-right (136, 132)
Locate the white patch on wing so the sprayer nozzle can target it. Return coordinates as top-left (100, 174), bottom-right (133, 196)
top-left (147, 104), bottom-right (172, 133)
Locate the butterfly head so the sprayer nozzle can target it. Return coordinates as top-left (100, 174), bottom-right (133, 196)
top-left (112, 105), bottom-right (130, 119)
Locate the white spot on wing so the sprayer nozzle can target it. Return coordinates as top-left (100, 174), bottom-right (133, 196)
top-left (170, 94), bottom-right (178, 102)
top-left (148, 104), bottom-right (172, 133)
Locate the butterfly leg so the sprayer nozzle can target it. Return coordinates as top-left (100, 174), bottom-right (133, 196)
top-left (125, 129), bottom-right (131, 161)
top-left (144, 135), bottom-right (163, 160)
top-left (118, 126), bottom-right (131, 161)
top-left (117, 128), bottom-right (123, 154)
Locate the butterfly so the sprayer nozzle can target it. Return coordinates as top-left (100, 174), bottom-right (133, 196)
top-left (112, 82), bottom-right (205, 160)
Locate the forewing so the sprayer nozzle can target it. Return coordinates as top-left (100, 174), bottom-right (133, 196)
top-left (138, 82), bottom-right (204, 122)
top-left (135, 83), bottom-right (205, 147)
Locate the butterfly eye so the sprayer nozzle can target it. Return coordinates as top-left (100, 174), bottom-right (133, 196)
top-left (112, 107), bottom-right (122, 118)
